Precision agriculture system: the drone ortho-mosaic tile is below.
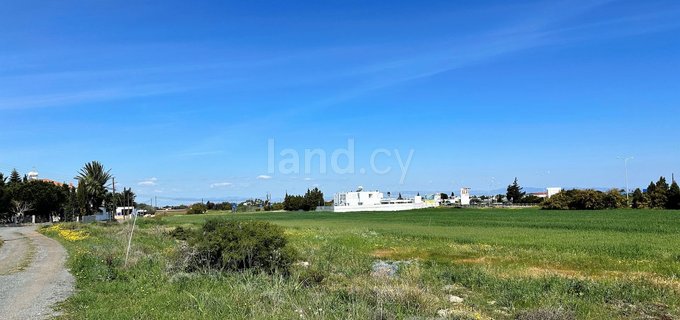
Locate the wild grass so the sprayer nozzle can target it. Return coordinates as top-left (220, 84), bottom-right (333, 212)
top-left (44, 208), bottom-right (680, 319)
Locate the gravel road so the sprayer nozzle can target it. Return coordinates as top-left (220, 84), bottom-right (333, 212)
top-left (0, 226), bottom-right (75, 320)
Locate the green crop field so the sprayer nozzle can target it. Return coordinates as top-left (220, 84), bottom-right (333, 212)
top-left (44, 208), bottom-right (680, 319)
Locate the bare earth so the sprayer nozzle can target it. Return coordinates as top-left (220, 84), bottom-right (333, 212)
top-left (0, 226), bottom-right (75, 320)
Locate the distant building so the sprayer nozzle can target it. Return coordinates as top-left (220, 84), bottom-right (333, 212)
top-left (460, 188), bottom-right (471, 205)
top-left (25, 169), bottom-right (73, 187)
top-left (528, 192), bottom-right (549, 198)
top-left (115, 206), bottom-right (135, 216)
top-left (320, 186), bottom-right (437, 212)
top-left (27, 170), bottom-right (39, 181)
top-left (547, 187), bottom-right (563, 198)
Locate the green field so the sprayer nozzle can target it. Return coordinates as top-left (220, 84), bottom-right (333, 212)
top-left (44, 208), bottom-right (680, 319)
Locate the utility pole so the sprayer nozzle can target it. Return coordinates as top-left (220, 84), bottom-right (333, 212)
top-left (111, 177), bottom-right (116, 221)
top-left (618, 156), bottom-right (633, 206)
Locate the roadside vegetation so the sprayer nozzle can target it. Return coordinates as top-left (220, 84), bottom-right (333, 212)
top-left (43, 208), bottom-right (680, 319)
top-left (0, 161), bottom-right (146, 224)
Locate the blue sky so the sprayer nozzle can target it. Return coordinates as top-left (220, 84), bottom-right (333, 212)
top-left (1, 0), bottom-right (679, 204)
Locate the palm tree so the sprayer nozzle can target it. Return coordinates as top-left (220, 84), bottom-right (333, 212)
top-left (121, 188), bottom-right (135, 206)
top-left (75, 161), bottom-right (112, 217)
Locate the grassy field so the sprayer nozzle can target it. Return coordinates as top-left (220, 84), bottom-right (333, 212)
top-left (43, 208), bottom-right (680, 319)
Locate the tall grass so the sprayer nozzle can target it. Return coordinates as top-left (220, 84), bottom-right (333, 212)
top-left (43, 208), bottom-right (680, 319)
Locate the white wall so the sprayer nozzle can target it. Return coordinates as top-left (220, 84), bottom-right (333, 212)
top-left (329, 202), bottom-right (427, 212)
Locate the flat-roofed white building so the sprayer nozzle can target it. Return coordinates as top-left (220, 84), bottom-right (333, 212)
top-left (321, 187), bottom-right (435, 212)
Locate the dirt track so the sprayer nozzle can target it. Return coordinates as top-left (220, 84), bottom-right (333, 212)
top-left (0, 226), bottom-right (75, 319)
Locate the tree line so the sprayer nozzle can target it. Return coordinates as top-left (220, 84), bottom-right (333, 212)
top-left (0, 161), bottom-right (138, 223)
top-left (630, 176), bottom-right (680, 209)
top-left (545, 176), bottom-right (679, 210)
top-left (506, 176), bottom-right (680, 210)
top-left (283, 188), bottom-right (324, 211)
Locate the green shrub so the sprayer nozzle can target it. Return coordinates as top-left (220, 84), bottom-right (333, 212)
top-left (187, 203), bottom-right (208, 215)
top-left (542, 189), bottom-right (626, 210)
top-left (298, 267), bottom-right (326, 287)
top-left (188, 219), bottom-right (297, 274)
top-left (168, 226), bottom-right (195, 241)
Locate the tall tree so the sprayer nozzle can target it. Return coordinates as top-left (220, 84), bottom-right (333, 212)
top-left (304, 187), bottom-right (324, 210)
top-left (9, 169), bottom-right (21, 185)
top-left (62, 184), bottom-right (78, 221)
top-left (121, 188), bottom-right (135, 206)
top-left (76, 181), bottom-right (88, 217)
top-left (650, 176), bottom-right (669, 208)
top-left (75, 161), bottom-right (112, 217)
top-left (506, 178), bottom-right (526, 204)
top-left (631, 188), bottom-right (648, 209)
top-left (646, 181), bottom-right (656, 195)
top-left (668, 179), bottom-right (680, 210)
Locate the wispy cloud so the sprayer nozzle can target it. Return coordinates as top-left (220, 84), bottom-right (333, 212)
top-left (138, 177), bottom-right (158, 186)
top-left (0, 85), bottom-right (181, 110)
top-left (210, 182), bottom-right (233, 188)
top-left (295, 0), bottom-right (679, 109)
top-left (256, 175), bottom-right (272, 180)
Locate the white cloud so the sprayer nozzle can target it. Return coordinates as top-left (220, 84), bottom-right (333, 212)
top-left (138, 177), bottom-right (158, 186)
top-left (256, 175), bottom-right (272, 180)
top-left (304, 177), bottom-right (313, 181)
top-left (210, 182), bottom-right (233, 188)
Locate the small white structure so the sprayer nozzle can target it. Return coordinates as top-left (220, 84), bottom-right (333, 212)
top-left (82, 207), bottom-right (110, 222)
top-left (115, 206), bottom-right (135, 216)
top-left (528, 192), bottom-right (549, 198)
top-left (27, 169), bottom-right (39, 181)
top-left (460, 188), bottom-right (471, 205)
top-left (547, 187), bottom-right (562, 198)
top-left (115, 206), bottom-right (142, 220)
top-left (321, 187), bottom-right (435, 212)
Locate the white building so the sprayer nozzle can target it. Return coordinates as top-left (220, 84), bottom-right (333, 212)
top-left (547, 187), bottom-right (563, 198)
top-left (321, 187), bottom-right (435, 212)
top-left (115, 206), bottom-right (136, 216)
top-left (27, 169), bottom-right (39, 181)
top-left (460, 188), bottom-right (471, 205)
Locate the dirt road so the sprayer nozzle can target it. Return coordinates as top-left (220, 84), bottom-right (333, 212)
top-left (0, 226), bottom-right (75, 320)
